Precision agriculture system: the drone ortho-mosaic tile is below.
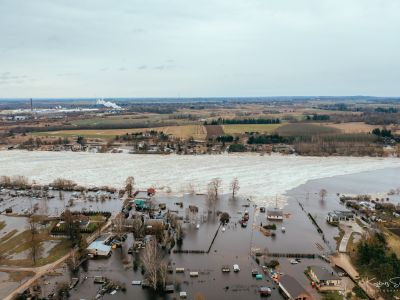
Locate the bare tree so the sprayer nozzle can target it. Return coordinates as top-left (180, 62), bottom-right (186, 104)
top-left (63, 209), bottom-right (81, 247)
top-left (207, 178), bottom-right (222, 213)
top-left (230, 177), bottom-right (240, 199)
top-left (12, 175), bottom-right (29, 189)
top-left (188, 205), bottom-right (199, 224)
top-left (141, 240), bottom-right (161, 290)
top-left (209, 178), bottom-right (222, 199)
top-left (319, 189), bottom-right (327, 202)
top-left (27, 215), bottom-right (42, 265)
top-left (175, 220), bottom-right (184, 244)
top-left (68, 249), bottom-right (80, 272)
top-left (187, 183), bottom-right (195, 195)
top-left (158, 261), bottom-right (168, 289)
top-left (132, 217), bottom-right (144, 239)
top-left (125, 176), bottom-right (135, 197)
top-left (113, 213), bottom-right (126, 241)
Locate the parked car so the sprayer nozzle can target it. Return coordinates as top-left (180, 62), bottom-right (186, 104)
top-left (233, 264), bottom-right (240, 272)
top-left (221, 265), bottom-right (230, 273)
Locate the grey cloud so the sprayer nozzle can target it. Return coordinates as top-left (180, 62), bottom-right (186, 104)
top-left (0, 0), bottom-right (399, 97)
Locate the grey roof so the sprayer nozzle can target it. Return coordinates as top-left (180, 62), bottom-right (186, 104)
top-left (333, 210), bottom-right (354, 217)
top-left (279, 275), bottom-right (310, 298)
top-left (267, 209), bottom-right (283, 216)
top-left (310, 266), bottom-right (340, 281)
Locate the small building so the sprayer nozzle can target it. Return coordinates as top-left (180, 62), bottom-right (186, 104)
top-left (308, 266), bottom-right (341, 292)
top-left (78, 214), bottom-right (91, 228)
top-left (326, 210), bottom-right (354, 224)
top-left (131, 198), bottom-right (148, 210)
top-left (134, 191), bottom-right (152, 201)
top-left (267, 209), bottom-right (283, 221)
top-left (87, 241), bottom-right (112, 257)
top-left (279, 275), bottom-right (312, 300)
top-left (147, 188), bottom-right (156, 196)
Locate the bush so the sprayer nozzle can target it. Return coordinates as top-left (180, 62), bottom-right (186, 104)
top-left (219, 212), bottom-right (230, 224)
top-left (266, 260), bottom-right (279, 268)
top-left (228, 143), bottom-right (246, 152)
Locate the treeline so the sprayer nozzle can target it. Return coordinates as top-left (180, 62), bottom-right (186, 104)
top-left (115, 131), bottom-right (169, 142)
top-left (215, 135), bottom-right (238, 143)
top-left (327, 112), bottom-right (400, 125)
top-left (305, 114), bottom-right (330, 121)
top-left (19, 137), bottom-right (71, 149)
top-left (204, 118), bottom-right (280, 125)
top-left (375, 107), bottom-right (398, 113)
top-left (372, 128), bottom-right (393, 138)
top-left (247, 134), bottom-right (288, 144)
top-left (293, 141), bottom-right (384, 156)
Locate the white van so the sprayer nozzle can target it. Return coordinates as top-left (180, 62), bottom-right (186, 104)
top-left (233, 264), bottom-right (240, 272)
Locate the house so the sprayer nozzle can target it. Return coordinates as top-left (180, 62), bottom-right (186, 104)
top-left (267, 209), bottom-right (284, 221)
top-left (326, 210), bottom-right (354, 224)
top-left (132, 199), bottom-right (147, 210)
top-left (308, 266), bottom-right (341, 292)
top-left (77, 214), bottom-right (91, 228)
top-left (87, 241), bottom-right (112, 257)
top-left (279, 275), bottom-right (312, 300)
top-left (147, 188), bottom-right (156, 196)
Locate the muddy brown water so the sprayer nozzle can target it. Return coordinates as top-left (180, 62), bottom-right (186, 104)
top-left (8, 166), bottom-right (400, 300)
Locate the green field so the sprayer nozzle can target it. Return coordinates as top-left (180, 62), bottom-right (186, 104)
top-left (222, 124), bottom-right (284, 135)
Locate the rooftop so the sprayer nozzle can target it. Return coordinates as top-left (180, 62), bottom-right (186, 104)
top-left (87, 241), bottom-right (112, 252)
top-left (309, 266), bottom-right (340, 281)
top-left (279, 274), bottom-right (310, 298)
top-left (267, 209), bottom-right (283, 216)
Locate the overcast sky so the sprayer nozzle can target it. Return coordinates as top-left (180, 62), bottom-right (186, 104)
top-left (0, 0), bottom-right (399, 98)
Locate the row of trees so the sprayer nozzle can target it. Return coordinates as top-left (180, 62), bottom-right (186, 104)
top-left (247, 134), bottom-right (287, 144)
top-left (204, 117), bottom-right (281, 125)
top-left (305, 114), bottom-right (330, 121)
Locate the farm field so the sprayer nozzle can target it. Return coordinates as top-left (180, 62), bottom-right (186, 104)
top-left (320, 122), bottom-right (380, 133)
top-left (70, 114), bottom-right (166, 126)
top-left (205, 125), bottom-right (224, 138)
top-left (33, 125), bottom-right (207, 140)
top-left (276, 123), bottom-right (341, 136)
top-left (222, 123), bottom-right (284, 135)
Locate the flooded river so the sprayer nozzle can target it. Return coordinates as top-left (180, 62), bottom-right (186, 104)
top-left (1, 151), bottom-right (399, 206)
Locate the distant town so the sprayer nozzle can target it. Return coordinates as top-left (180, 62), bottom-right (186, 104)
top-left (1, 97), bottom-right (399, 157)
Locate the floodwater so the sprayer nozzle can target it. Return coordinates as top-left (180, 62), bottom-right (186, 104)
top-left (286, 166), bottom-right (400, 247)
top-left (37, 166), bottom-right (400, 300)
top-left (1, 151), bottom-right (400, 206)
top-left (45, 192), bottom-right (333, 300)
top-left (0, 189), bottom-right (122, 217)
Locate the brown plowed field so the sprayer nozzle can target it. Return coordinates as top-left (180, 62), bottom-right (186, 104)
top-left (205, 125), bottom-right (224, 138)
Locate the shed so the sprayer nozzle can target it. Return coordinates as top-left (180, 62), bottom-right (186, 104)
top-left (308, 266), bottom-right (341, 292)
top-left (134, 199), bottom-right (147, 209)
top-left (165, 285), bottom-right (174, 293)
top-left (87, 241), bottom-right (112, 257)
top-left (147, 188), bottom-right (156, 196)
top-left (279, 275), bottom-right (312, 300)
top-left (267, 209), bottom-right (283, 221)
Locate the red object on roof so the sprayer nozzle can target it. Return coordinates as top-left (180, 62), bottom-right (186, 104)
top-left (147, 188), bottom-right (156, 195)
